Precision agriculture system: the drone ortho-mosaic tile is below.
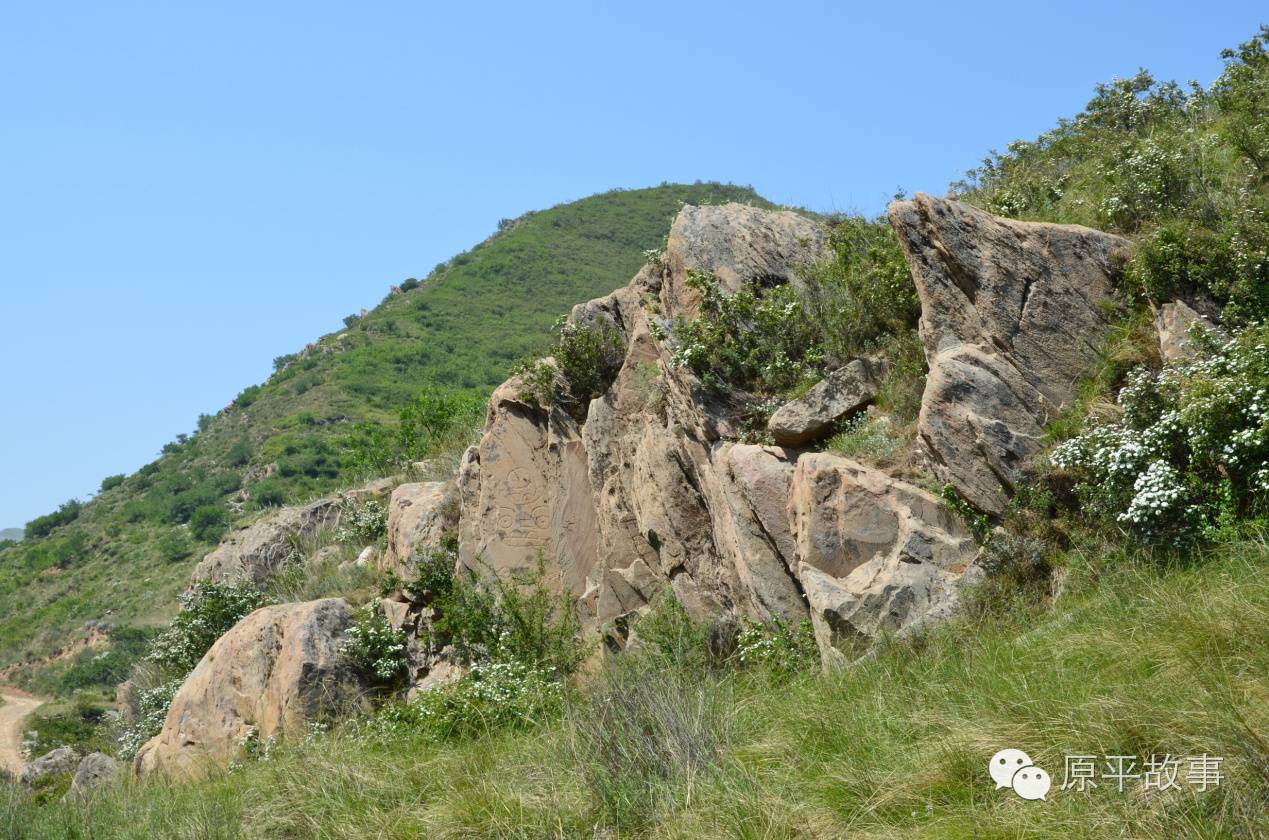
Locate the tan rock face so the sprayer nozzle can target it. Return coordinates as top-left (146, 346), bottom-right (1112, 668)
top-left (191, 480), bottom-right (396, 586)
top-left (382, 481), bottom-right (458, 578)
top-left (663, 203), bottom-right (829, 319)
top-left (135, 599), bottom-right (365, 779)
top-left (788, 453), bottom-right (977, 665)
top-left (767, 356), bottom-right (887, 447)
top-left (888, 194), bottom-right (1129, 514)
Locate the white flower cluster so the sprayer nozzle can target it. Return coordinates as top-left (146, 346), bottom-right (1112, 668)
top-left (1050, 325), bottom-right (1269, 543)
top-left (338, 499), bottom-right (387, 545)
top-left (340, 604), bottom-right (408, 682)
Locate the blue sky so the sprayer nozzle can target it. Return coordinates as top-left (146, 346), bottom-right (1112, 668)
top-left (0, 1), bottom-right (1263, 527)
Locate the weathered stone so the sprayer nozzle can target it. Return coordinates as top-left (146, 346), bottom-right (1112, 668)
top-left (20, 746), bottom-right (80, 787)
top-left (767, 356), bottom-right (887, 446)
top-left (135, 599), bottom-right (366, 779)
top-left (788, 453), bottom-right (977, 665)
top-left (889, 194), bottom-right (1129, 514)
top-left (191, 481), bottom-right (395, 586)
top-left (66, 752), bottom-right (118, 798)
top-left (663, 203), bottom-right (829, 319)
top-left (382, 481), bottom-right (458, 578)
top-left (1155, 299), bottom-right (1223, 363)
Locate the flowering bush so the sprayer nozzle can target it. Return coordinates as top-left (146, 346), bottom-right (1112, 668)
top-left (734, 618), bottom-right (818, 674)
top-left (146, 582), bottom-right (275, 674)
top-left (337, 498), bottom-right (388, 545)
top-left (369, 659), bottom-right (565, 741)
top-left (512, 316), bottom-right (626, 421)
top-left (116, 679), bottom-right (183, 760)
top-left (340, 602), bottom-right (409, 686)
top-left (1050, 323), bottom-right (1269, 544)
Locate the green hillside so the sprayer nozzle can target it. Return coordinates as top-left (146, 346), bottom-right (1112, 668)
top-left (0, 182), bottom-right (772, 681)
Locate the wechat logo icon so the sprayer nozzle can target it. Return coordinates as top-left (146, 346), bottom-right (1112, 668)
top-left (990, 748), bottom-right (1051, 801)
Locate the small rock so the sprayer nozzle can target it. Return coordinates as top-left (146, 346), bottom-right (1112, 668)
top-left (1155, 300), bottom-right (1223, 363)
top-left (20, 746), bottom-right (80, 787)
top-left (355, 545), bottom-right (377, 567)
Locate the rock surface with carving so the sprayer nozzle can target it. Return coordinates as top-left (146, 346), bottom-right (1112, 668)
top-left (788, 453), bottom-right (978, 664)
top-left (382, 481), bottom-right (459, 578)
top-left (135, 598), bottom-right (365, 778)
top-left (888, 194), bottom-right (1129, 514)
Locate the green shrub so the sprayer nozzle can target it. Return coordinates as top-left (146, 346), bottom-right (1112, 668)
top-left (188, 505), bottom-right (230, 543)
top-left (99, 474), bottom-right (126, 493)
top-left (804, 215), bottom-right (919, 362)
top-left (117, 679), bottom-right (183, 760)
top-left (514, 316), bottom-right (626, 419)
top-left (155, 529), bottom-right (194, 563)
top-left (25, 499), bottom-right (83, 539)
top-left (1051, 322), bottom-right (1269, 545)
top-left (340, 602), bottom-right (409, 687)
top-left (670, 272), bottom-right (823, 395)
top-left (343, 388), bottom-right (483, 475)
top-left (337, 499), bottom-right (387, 546)
top-left (251, 478), bottom-right (286, 508)
top-left (371, 659), bottom-right (564, 741)
top-left (146, 582), bottom-right (275, 675)
top-left (234, 384), bottom-right (262, 408)
top-left (430, 563), bottom-right (583, 675)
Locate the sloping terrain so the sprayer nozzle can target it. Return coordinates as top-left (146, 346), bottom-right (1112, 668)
top-left (0, 182), bottom-right (772, 680)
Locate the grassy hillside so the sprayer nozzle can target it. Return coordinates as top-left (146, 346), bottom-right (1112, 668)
top-left (0, 182), bottom-right (772, 681)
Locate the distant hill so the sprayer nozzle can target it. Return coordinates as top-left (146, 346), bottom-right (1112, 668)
top-left (0, 528), bottom-right (21, 543)
top-left (0, 182), bottom-right (774, 674)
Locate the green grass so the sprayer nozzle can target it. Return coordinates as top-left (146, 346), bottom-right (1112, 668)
top-left (4, 535), bottom-right (1266, 838)
top-left (0, 182), bottom-right (772, 681)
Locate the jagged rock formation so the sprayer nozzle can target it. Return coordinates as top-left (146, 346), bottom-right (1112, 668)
top-left (135, 599), bottom-right (366, 778)
top-left (457, 202), bottom-right (988, 662)
top-left (191, 479), bottom-right (394, 586)
top-left (889, 194), bottom-right (1129, 514)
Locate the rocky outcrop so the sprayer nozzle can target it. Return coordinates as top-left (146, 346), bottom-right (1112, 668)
top-left (20, 746), bottom-right (79, 787)
top-left (663, 203), bottom-right (829, 319)
top-left (191, 479), bottom-right (395, 586)
top-left (382, 481), bottom-right (459, 579)
top-left (135, 599), bottom-right (366, 778)
top-left (457, 202), bottom-right (985, 664)
top-left (888, 194), bottom-right (1129, 514)
top-left (767, 356), bottom-right (887, 446)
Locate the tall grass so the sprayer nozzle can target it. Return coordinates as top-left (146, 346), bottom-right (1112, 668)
top-left (4, 534), bottom-right (1266, 838)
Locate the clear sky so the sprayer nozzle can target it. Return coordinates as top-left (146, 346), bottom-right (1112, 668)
top-left (0, 1), bottom-right (1263, 528)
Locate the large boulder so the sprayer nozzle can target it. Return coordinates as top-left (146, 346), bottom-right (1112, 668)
top-left (19, 746), bottom-right (80, 787)
top-left (381, 482), bottom-right (459, 579)
top-left (767, 356), bottom-right (887, 446)
top-left (663, 203), bottom-right (828, 319)
top-left (135, 599), bottom-right (366, 778)
top-left (788, 453), bottom-right (979, 665)
top-left (888, 194), bottom-right (1129, 514)
top-left (66, 752), bottom-right (118, 799)
top-left (191, 479), bottom-right (395, 586)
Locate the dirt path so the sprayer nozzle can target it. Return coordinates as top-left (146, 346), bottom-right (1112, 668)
top-left (0, 687), bottom-right (45, 776)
